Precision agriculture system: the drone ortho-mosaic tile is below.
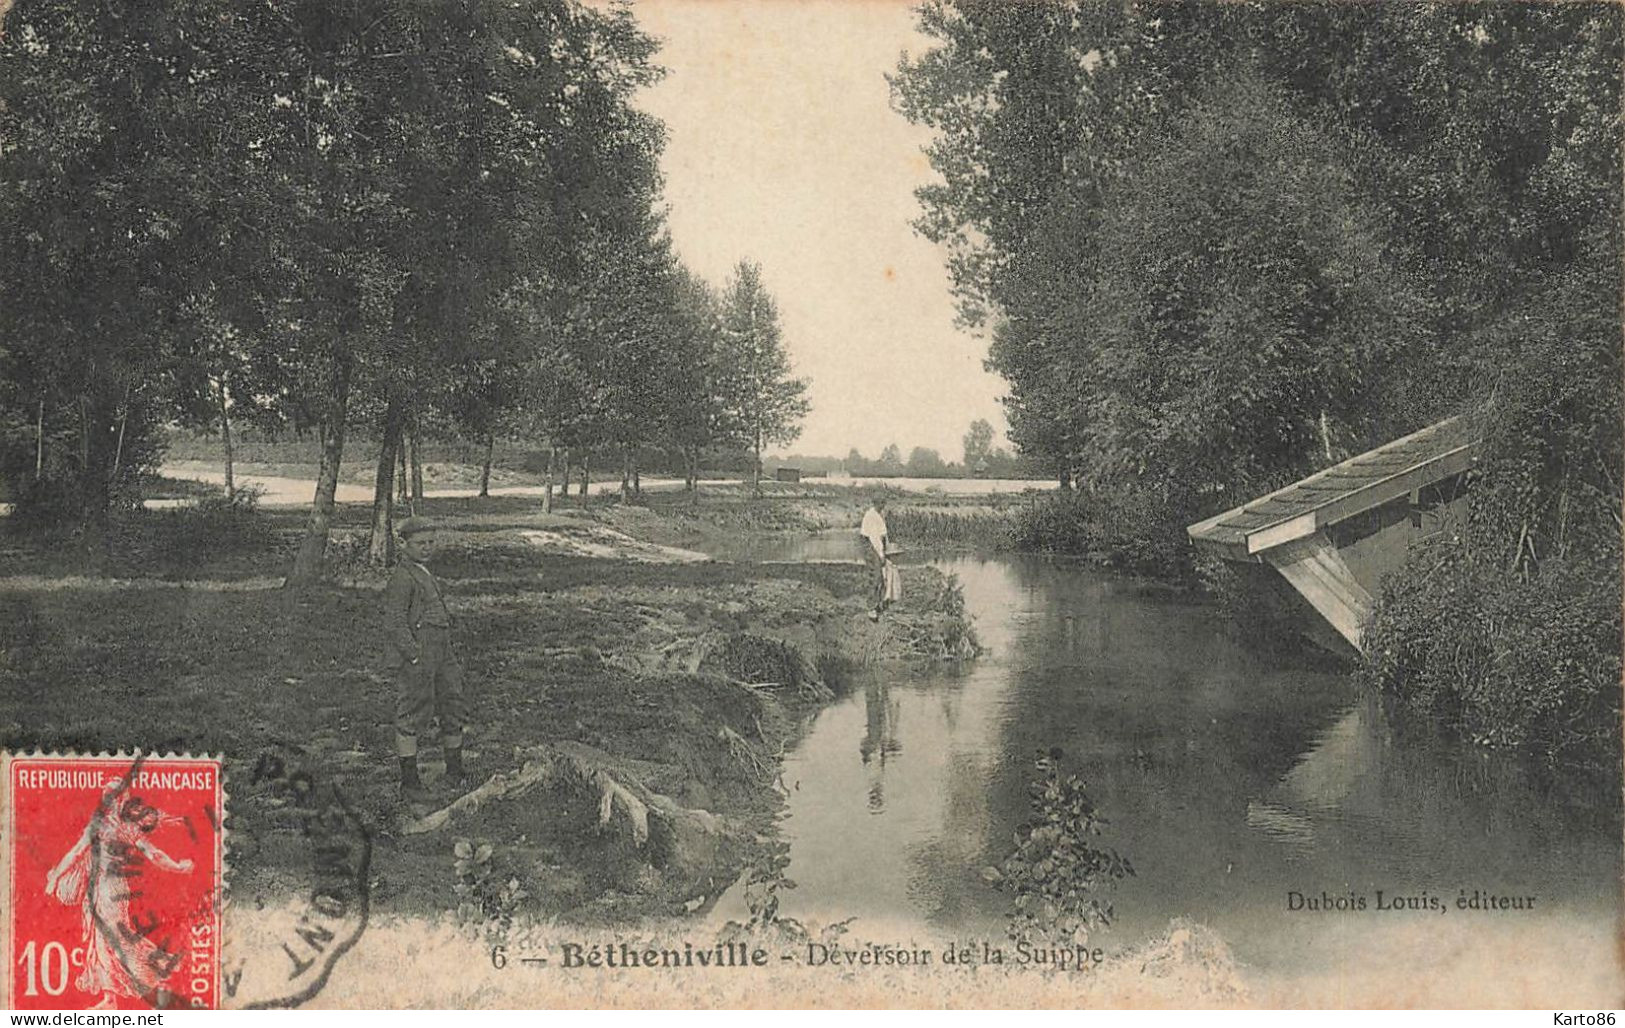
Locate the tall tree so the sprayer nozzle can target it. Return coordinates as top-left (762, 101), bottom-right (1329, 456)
top-left (962, 418), bottom-right (995, 468)
top-left (717, 261), bottom-right (808, 497)
top-left (0, 1), bottom-right (216, 521)
top-left (665, 267), bottom-right (733, 497)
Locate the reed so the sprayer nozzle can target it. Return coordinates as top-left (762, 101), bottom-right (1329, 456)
top-left (884, 508), bottom-right (1013, 548)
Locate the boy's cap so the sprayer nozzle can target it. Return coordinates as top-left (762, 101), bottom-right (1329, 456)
top-left (397, 516), bottom-right (435, 538)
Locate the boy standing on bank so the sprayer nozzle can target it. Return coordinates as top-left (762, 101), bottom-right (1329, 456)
top-left (860, 494), bottom-right (890, 621)
top-left (385, 517), bottom-right (470, 799)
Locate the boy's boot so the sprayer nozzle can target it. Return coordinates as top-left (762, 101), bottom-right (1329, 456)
top-left (443, 744), bottom-right (467, 790)
top-left (399, 756), bottom-right (426, 799)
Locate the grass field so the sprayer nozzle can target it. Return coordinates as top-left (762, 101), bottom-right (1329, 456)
top-left (0, 492), bottom-right (978, 925)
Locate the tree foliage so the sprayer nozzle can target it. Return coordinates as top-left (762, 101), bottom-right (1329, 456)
top-left (893, 2), bottom-right (1622, 767)
top-left (0, 0), bottom-right (808, 557)
top-left (718, 261), bottom-right (809, 495)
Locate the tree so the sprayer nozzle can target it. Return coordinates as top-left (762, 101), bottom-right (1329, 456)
top-left (962, 418), bottom-right (995, 468)
top-left (665, 267), bottom-right (733, 497)
top-left (717, 261), bottom-right (809, 496)
top-left (905, 447), bottom-right (947, 477)
top-left (1053, 70), bottom-right (1433, 514)
top-left (892, 0), bottom-right (1623, 770)
top-left (877, 444), bottom-right (903, 473)
top-left (0, 1), bottom-right (225, 521)
top-left (893, 1), bottom-right (1620, 521)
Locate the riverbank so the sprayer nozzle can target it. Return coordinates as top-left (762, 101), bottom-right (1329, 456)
top-left (0, 492), bottom-right (979, 926)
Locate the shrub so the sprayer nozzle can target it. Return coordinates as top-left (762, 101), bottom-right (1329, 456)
top-left (1361, 537), bottom-right (1621, 778)
top-left (99, 487), bottom-right (276, 570)
top-left (1008, 489), bottom-right (1195, 580)
top-left (709, 633), bottom-right (818, 690)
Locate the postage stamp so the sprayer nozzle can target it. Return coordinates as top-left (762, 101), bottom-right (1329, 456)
top-left (3, 753), bottom-right (224, 1010)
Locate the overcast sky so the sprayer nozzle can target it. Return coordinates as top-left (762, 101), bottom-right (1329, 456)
top-left (631, 0), bottom-right (1011, 460)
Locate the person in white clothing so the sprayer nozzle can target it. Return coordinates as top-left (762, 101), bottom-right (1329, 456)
top-left (859, 495), bottom-right (890, 620)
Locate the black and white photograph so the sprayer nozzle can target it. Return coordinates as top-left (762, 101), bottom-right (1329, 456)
top-left (0, 0), bottom-right (1619, 1010)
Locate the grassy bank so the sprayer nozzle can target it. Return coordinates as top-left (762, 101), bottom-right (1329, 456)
top-left (0, 495), bottom-right (979, 925)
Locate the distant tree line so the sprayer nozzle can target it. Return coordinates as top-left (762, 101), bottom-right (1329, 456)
top-left (767, 419), bottom-right (1034, 479)
top-left (810, 419), bottom-right (1030, 479)
top-left (892, 3), bottom-right (1622, 774)
top-left (0, 0), bottom-right (807, 577)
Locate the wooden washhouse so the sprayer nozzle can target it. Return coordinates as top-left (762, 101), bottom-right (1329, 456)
top-left (1186, 416), bottom-right (1478, 654)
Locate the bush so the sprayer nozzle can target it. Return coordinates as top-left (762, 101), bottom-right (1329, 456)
top-left (1361, 537), bottom-right (1621, 778)
top-left (709, 633), bottom-right (819, 690)
top-left (97, 487), bottom-right (277, 571)
top-left (1008, 489), bottom-right (1195, 580)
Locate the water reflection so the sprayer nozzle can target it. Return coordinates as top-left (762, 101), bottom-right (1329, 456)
top-left (759, 554), bottom-right (1619, 974)
top-left (859, 678), bottom-right (903, 814)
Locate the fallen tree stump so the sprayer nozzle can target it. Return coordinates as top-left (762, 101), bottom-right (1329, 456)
top-left (400, 741), bottom-right (741, 881)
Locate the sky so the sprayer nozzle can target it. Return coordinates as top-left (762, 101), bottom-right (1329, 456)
top-left (630, 0), bottom-right (1011, 460)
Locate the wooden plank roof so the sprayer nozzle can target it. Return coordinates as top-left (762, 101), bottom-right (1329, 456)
top-left (1186, 416), bottom-right (1479, 560)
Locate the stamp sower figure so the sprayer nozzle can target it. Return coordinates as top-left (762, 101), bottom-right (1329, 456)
top-left (386, 517), bottom-right (469, 798)
top-left (45, 783), bottom-right (193, 1008)
top-left (859, 494), bottom-right (890, 621)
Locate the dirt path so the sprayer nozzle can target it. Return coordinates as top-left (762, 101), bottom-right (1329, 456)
top-left (161, 462), bottom-right (701, 506)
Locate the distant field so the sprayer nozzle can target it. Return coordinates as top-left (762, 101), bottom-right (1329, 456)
top-left (159, 429), bottom-right (1052, 491)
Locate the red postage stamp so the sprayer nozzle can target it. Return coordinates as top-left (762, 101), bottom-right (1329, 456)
top-left (3, 753), bottom-right (224, 1010)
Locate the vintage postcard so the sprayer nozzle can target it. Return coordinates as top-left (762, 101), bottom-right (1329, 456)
top-left (0, 0), bottom-right (1620, 1011)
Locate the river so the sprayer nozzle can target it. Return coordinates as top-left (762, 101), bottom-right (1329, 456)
top-left (715, 550), bottom-right (1622, 986)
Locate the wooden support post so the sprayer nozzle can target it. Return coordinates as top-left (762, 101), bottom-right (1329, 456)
top-left (1263, 533), bottom-right (1375, 654)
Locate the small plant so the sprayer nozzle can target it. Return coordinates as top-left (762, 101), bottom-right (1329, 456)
top-left (453, 837), bottom-right (528, 942)
top-left (983, 749), bottom-right (1133, 947)
top-left (929, 572), bottom-right (980, 658)
top-left (719, 841), bottom-right (854, 949)
top-left (720, 840), bottom-right (802, 943)
top-left (932, 571), bottom-right (968, 621)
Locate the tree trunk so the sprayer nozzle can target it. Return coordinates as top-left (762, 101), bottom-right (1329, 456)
top-left (74, 394), bottom-right (108, 520)
top-left (78, 394), bottom-right (90, 473)
top-left (632, 449), bottom-right (641, 498)
top-left (409, 424), bottom-right (424, 502)
top-left (109, 388), bottom-right (130, 486)
top-left (543, 445), bottom-right (557, 515)
top-left (35, 399), bottom-right (44, 479)
top-left (288, 353), bottom-right (354, 586)
top-left (752, 430), bottom-right (762, 498)
top-left (368, 397), bottom-right (404, 566)
top-left (687, 446), bottom-right (700, 505)
top-left (397, 436), bottom-right (409, 505)
top-left (619, 445), bottom-right (632, 503)
top-left (216, 374), bottom-right (235, 500)
top-left (479, 432), bottom-right (494, 498)
top-left (578, 455), bottom-right (589, 499)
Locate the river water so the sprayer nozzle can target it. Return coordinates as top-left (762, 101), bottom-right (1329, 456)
top-left (723, 551), bottom-right (1621, 979)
